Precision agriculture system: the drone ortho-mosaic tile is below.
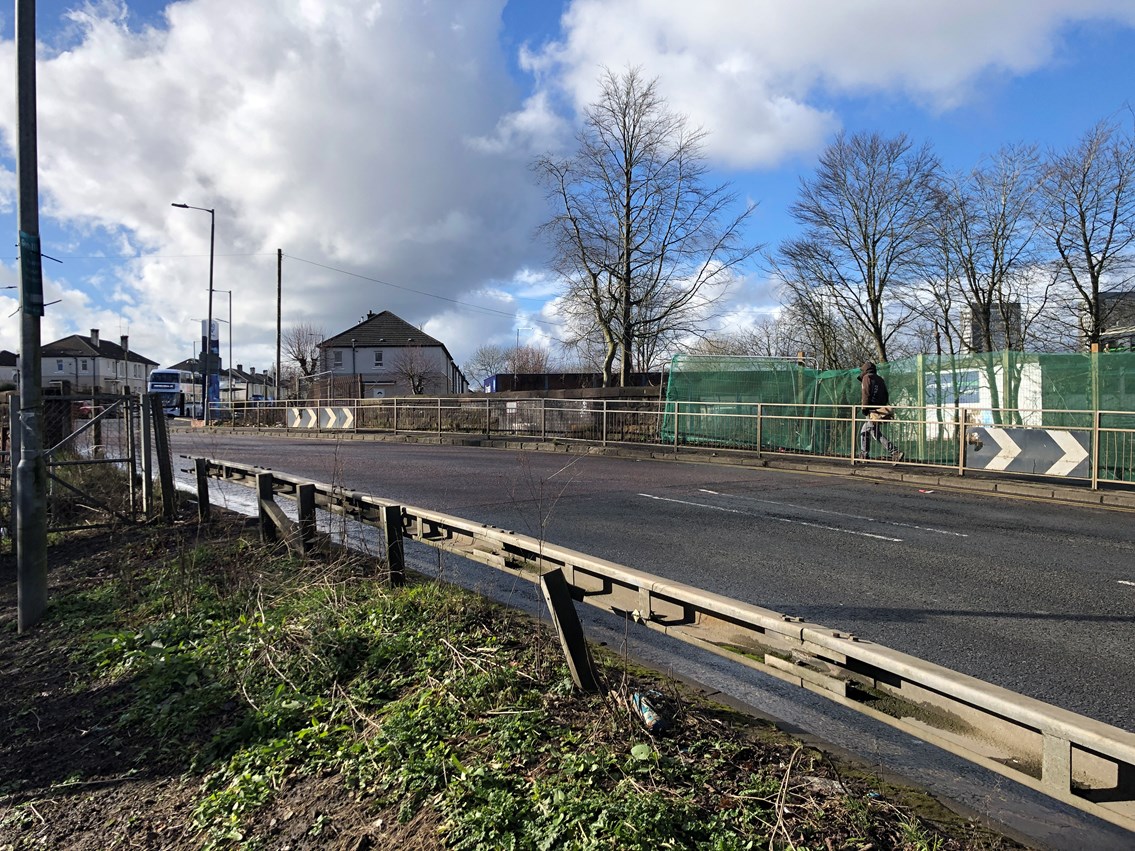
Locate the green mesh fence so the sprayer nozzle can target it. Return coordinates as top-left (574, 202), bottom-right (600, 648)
top-left (662, 351), bottom-right (1135, 480)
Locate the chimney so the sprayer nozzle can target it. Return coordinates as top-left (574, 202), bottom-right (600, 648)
top-left (120, 335), bottom-right (129, 353)
top-left (90, 329), bottom-right (100, 348)
top-left (237, 364), bottom-right (243, 372)
top-left (250, 366), bottom-right (256, 374)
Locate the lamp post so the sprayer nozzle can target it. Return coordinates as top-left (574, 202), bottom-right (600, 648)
top-left (171, 202), bottom-right (215, 424)
top-left (351, 337), bottom-right (357, 398)
top-left (215, 288), bottom-right (233, 405)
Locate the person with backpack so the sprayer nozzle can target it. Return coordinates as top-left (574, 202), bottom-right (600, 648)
top-left (858, 361), bottom-right (903, 462)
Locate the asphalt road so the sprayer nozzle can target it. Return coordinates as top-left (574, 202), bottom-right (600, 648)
top-left (169, 430), bottom-right (1135, 847)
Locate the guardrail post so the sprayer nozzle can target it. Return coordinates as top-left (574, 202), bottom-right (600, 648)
top-left (297, 483), bottom-right (316, 553)
top-left (485, 397), bottom-right (491, 437)
top-left (1041, 734), bottom-right (1072, 796)
top-left (393, 397), bottom-right (398, 434)
top-left (437, 397), bottom-right (442, 437)
top-left (755, 403), bottom-right (763, 458)
top-left (257, 472), bottom-right (276, 543)
top-left (380, 504), bottom-right (405, 586)
top-left (673, 401), bottom-right (680, 450)
top-left (540, 568), bottom-right (601, 693)
top-left (541, 397), bottom-right (546, 441)
top-left (602, 399), bottom-right (608, 446)
top-left (195, 458), bottom-right (211, 523)
top-left (850, 406), bottom-right (857, 464)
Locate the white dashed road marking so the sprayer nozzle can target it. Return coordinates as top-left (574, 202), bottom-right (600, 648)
top-left (639, 493), bottom-right (903, 542)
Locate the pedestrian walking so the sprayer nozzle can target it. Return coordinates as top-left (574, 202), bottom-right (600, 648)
top-left (858, 361), bottom-right (903, 461)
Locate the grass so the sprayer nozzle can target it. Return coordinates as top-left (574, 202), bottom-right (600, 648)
top-left (0, 514), bottom-right (1020, 850)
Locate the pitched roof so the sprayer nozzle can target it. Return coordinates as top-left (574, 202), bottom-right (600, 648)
top-left (322, 310), bottom-right (444, 349)
top-left (0, 350), bottom-right (17, 367)
top-left (43, 333), bottom-right (158, 366)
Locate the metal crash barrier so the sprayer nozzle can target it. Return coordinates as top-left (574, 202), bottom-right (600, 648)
top-left (198, 457), bottom-right (1135, 833)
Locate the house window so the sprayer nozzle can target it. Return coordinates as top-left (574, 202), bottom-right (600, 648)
top-left (373, 350), bottom-right (383, 368)
top-left (80, 359), bottom-right (89, 372)
top-left (56, 359), bottom-right (64, 372)
top-left (332, 350), bottom-right (343, 368)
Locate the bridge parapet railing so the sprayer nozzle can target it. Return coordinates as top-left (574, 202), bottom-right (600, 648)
top-left (223, 398), bottom-right (1135, 488)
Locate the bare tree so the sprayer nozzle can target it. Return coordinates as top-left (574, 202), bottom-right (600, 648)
top-left (772, 131), bottom-right (941, 363)
top-left (390, 346), bottom-right (445, 395)
top-left (922, 145), bottom-right (1053, 355)
top-left (535, 67), bottom-right (759, 386)
top-left (282, 323), bottom-right (323, 379)
top-left (464, 344), bottom-right (511, 390)
top-left (508, 344), bottom-right (557, 374)
top-left (1038, 118), bottom-right (1135, 349)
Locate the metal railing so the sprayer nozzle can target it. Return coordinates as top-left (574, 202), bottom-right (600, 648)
top-left (200, 397), bottom-right (1135, 489)
top-left (198, 456), bottom-right (1135, 833)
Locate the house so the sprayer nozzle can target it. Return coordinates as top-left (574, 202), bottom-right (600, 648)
top-left (0, 350), bottom-right (17, 388)
top-left (42, 329), bottom-right (158, 395)
top-left (320, 310), bottom-right (468, 397)
top-left (223, 364), bottom-right (276, 402)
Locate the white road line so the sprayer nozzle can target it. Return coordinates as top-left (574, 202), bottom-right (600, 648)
top-left (639, 493), bottom-right (903, 542)
top-left (698, 489), bottom-right (967, 537)
top-left (1119, 580), bottom-right (1135, 588)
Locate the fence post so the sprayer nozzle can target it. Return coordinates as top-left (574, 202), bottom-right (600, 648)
top-left (850, 406), bottom-right (858, 464)
top-left (1091, 409), bottom-right (1101, 490)
top-left (485, 397), bottom-right (491, 437)
top-left (602, 399), bottom-right (608, 446)
top-left (437, 397), bottom-right (442, 437)
top-left (393, 397), bottom-right (398, 434)
top-left (8, 404), bottom-right (19, 555)
top-left (140, 394), bottom-right (153, 515)
top-left (755, 403), bottom-right (763, 458)
top-left (150, 395), bottom-right (176, 521)
top-left (257, 472), bottom-right (276, 543)
top-left (126, 395), bottom-right (137, 518)
top-left (958, 409), bottom-right (968, 477)
top-left (673, 401), bottom-right (680, 450)
top-left (541, 397), bottom-right (546, 441)
top-left (298, 483), bottom-right (316, 552)
top-left (380, 504), bottom-right (405, 586)
top-left (195, 458), bottom-right (211, 523)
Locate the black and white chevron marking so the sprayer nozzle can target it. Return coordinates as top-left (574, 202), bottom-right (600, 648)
top-left (965, 426), bottom-right (1090, 478)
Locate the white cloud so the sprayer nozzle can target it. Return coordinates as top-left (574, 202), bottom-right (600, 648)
top-left (513, 0), bottom-right (1135, 168)
top-left (0, 0), bottom-right (548, 370)
top-left (2, 0), bottom-right (1135, 370)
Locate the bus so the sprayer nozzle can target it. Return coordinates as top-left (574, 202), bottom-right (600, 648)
top-left (147, 368), bottom-right (202, 417)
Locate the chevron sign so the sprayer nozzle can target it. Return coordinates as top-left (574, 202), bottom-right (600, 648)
top-left (287, 407), bottom-right (355, 429)
top-left (965, 426), bottom-right (1090, 478)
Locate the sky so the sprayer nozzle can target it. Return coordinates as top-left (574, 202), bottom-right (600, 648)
top-left (0, 0), bottom-right (1133, 377)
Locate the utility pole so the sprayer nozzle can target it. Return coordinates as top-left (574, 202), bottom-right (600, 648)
top-left (15, 0), bottom-right (48, 631)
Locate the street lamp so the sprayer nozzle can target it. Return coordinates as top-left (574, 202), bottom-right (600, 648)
top-left (172, 202), bottom-right (215, 424)
top-left (215, 288), bottom-right (233, 405)
top-left (351, 337), bottom-right (357, 398)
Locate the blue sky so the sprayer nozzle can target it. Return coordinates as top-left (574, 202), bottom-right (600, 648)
top-left (1, 0), bottom-right (1133, 374)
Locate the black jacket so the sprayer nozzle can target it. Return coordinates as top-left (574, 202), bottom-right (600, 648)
top-left (860, 362), bottom-right (888, 414)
